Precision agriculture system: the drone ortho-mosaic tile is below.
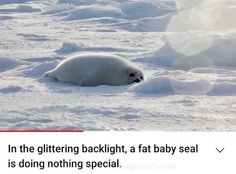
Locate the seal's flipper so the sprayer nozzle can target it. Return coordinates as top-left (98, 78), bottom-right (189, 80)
top-left (44, 70), bottom-right (57, 80)
top-left (80, 77), bottom-right (98, 86)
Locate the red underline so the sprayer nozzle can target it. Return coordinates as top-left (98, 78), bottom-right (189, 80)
top-left (0, 130), bottom-right (83, 132)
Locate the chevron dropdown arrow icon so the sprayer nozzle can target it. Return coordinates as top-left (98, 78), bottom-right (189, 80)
top-left (216, 148), bottom-right (224, 153)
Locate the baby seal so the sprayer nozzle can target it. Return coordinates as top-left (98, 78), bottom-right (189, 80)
top-left (45, 53), bottom-right (144, 86)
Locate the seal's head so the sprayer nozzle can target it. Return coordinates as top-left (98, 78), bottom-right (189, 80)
top-left (126, 67), bottom-right (144, 84)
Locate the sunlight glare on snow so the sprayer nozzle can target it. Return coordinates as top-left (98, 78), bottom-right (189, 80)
top-left (167, 0), bottom-right (226, 56)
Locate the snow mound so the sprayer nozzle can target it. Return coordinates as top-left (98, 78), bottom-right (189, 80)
top-left (0, 86), bottom-right (24, 94)
top-left (65, 6), bottom-right (121, 20)
top-left (209, 82), bottom-right (236, 96)
top-left (0, 58), bottom-right (21, 73)
top-left (57, 0), bottom-right (120, 6)
top-left (16, 5), bottom-right (41, 13)
top-left (0, 0), bottom-right (30, 4)
top-left (55, 42), bottom-right (83, 53)
top-left (18, 33), bottom-right (50, 41)
top-left (120, 14), bottom-right (172, 32)
top-left (0, 16), bottom-right (13, 21)
top-left (138, 35), bottom-right (236, 70)
top-left (121, 1), bottom-right (174, 19)
top-left (55, 42), bottom-right (131, 54)
top-left (57, 0), bottom-right (175, 21)
top-left (130, 76), bottom-right (212, 95)
top-left (23, 61), bottom-right (57, 78)
top-left (130, 77), bottom-right (236, 96)
top-left (57, 0), bottom-right (106, 6)
top-left (42, 4), bottom-right (75, 15)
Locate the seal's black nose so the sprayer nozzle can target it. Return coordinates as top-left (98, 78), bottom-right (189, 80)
top-left (133, 79), bottom-right (140, 83)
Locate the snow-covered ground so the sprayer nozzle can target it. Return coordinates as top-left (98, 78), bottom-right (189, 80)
top-left (0, 0), bottom-right (236, 131)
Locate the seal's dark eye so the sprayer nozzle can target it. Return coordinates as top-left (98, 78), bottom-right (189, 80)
top-left (140, 76), bottom-right (143, 80)
top-left (129, 73), bottom-right (135, 77)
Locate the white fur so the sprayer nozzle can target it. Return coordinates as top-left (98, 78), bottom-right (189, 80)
top-left (45, 53), bottom-right (144, 86)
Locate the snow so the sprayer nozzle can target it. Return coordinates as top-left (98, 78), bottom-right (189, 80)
top-left (0, 0), bottom-right (236, 131)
